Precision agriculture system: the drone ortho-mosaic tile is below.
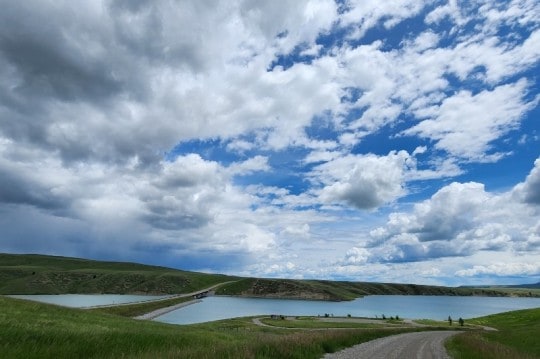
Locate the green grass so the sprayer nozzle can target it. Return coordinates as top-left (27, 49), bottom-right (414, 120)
top-left (0, 296), bottom-right (432, 358)
top-left (3, 253), bottom-right (538, 299)
top-left (259, 316), bottom-right (388, 329)
top-left (214, 276), bottom-right (538, 301)
top-left (446, 307), bottom-right (540, 359)
top-left (0, 253), bottom-right (237, 295)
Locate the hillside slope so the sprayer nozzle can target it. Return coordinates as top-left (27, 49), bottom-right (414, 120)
top-left (214, 277), bottom-right (538, 300)
top-left (2, 253), bottom-right (538, 299)
top-left (0, 253), bottom-right (235, 295)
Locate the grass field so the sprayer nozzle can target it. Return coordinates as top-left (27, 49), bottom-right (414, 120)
top-left (446, 307), bottom-right (540, 359)
top-left (259, 316), bottom-right (404, 329)
top-left (2, 294), bottom-right (539, 358)
top-left (0, 296), bottom-right (428, 358)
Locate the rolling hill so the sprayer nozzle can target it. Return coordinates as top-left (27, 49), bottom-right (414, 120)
top-left (1, 253), bottom-right (538, 299)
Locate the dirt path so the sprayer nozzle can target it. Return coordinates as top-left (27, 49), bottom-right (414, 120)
top-left (322, 331), bottom-right (458, 359)
top-left (131, 281), bottom-right (238, 319)
top-left (251, 316), bottom-right (427, 331)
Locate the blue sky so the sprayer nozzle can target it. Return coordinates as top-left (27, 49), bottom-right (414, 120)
top-left (0, 0), bottom-right (539, 286)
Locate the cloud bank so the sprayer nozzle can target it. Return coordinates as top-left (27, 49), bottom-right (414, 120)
top-left (0, 0), bottom-right (538, 285)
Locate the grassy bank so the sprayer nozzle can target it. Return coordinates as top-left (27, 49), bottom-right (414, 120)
top-left (446, 307), bottom-right (540, 358)
top-left (0, 296), bottom-right (428, 358)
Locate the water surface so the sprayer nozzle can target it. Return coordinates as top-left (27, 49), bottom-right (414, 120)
top-left (154, 295), bottom-right (540, 325)
top-left (9, 294), bottom-right (171, 308)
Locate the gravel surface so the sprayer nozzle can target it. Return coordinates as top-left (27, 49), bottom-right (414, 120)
top-left (322, 331), bottom-right (459, 359)
top-left (135, 299), bottom-right (202, 320)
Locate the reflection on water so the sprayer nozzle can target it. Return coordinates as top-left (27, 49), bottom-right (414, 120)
top-left (9, 294), bottom-right (171, 308)
top-left (154, 295), bottom-right (540, 325)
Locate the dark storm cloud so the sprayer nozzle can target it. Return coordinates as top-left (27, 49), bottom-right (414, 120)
top-left (0, 0), bottom-right (220, 168)
top-left (0, 205), bottom-right (85, 255)
top-left (0, 4), bottom-right (123, 104)
top-left (0, 169), bottom-right (67, 211)
top-left (107, 0), bottom-right (214, 72)
top-left (414, 214), bottom-right (474, 242)
top-left (143, 207), bottom-right (210, 230)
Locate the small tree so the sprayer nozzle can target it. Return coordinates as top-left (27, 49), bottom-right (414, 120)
top-left (448, 316), bottom-right (453, 326)
top-left (459, 317), bottom-right (464, 326)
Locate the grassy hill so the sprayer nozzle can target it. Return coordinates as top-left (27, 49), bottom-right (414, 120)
top-left (1, 253), bottom-right (538, 299)
top-left (447, 307), bottom-right (540, 358)
top-left (214, 277), bottom-right (537, 300)
top-left (0, 253), bottom-right (235, 295)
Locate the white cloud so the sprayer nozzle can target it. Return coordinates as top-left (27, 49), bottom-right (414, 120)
top-left (313, 151), bottom-right (415, 210)
top-left (425, 0), bottom-right (469, 27)
top-left (227, 156), bottom-right (270, 175)
top-left (341, 0), bottom-right (427, 39)
top-left (456, 263), bottom-right (540, 277)
top-left (342, 247), bottom-right (370, 265)
top-left (403, 80), bottom-right (532, 161)
top-left (364, 159), bottom-right (540, 264)
top-left (0, 1), bottom-right (539, 284)
top-left (513, 158), bottom-right (540, 205)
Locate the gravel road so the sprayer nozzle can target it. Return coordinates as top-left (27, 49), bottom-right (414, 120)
top-left (322, 331), bottom-right (458, 359)
top-left (134, 299), bottom-right (202, 320)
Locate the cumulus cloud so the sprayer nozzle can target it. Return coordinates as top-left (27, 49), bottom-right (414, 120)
top-left (340, 0), bottom-right (427, 39)
top-left (0, 1), bottom-right (539, 284)
top-left (313, 151), bottom-right (415, 209)
top-left (403, 80), bottom-right (533, 161)
top-left (363, 159), bottom-right (540, 264)
top-left (513, 158), bottom-right (540, 205)
top-left (456, 263), bottom-right (540, 277)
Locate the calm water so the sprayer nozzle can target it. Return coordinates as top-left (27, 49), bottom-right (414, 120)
top-left (9, 294), bottom-right (171, 308)
top-left (154, 295), bottom-right (540, 325)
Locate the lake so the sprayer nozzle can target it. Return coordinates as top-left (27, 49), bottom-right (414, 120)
top-left (154, 295), bottom-right (540, 325)
top-left (8, 294), bottom-right (171, 308)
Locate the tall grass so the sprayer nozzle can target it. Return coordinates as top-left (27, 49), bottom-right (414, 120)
top-left (0, 296), bottom-right (426, 358)
top-left (446, 332), bottom-right (537, 359)
top-left (446, 307), bottom-right (540, 359)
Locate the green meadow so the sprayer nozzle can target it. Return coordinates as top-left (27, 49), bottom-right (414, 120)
top-left (446, 307), bottom-right (540, 359)
top-left (2, 253), bottom-right (539, 358)
top-left (2, 295), bottom-right (539, 358)
top-left (1, 296), bottom-right (430, 359)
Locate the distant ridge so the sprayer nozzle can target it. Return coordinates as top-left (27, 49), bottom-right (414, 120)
top-left (507, 282), bottom-right (540, 289)
top-left (1, 253), bottom-right (539, 299)
top-left (0, 252), bottom-right (235, 295)
top-left (461, 282), bottom-right (540, 289)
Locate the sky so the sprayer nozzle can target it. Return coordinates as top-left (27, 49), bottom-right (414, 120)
top-left (0, 0), bottom-right (539, 286)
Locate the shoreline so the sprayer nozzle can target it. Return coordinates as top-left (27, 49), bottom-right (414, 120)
top-left (135, 299), bottom-right (202, 320)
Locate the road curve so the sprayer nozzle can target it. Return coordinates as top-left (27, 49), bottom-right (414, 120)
top-left (322, 331), bottom-right (458, 359)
